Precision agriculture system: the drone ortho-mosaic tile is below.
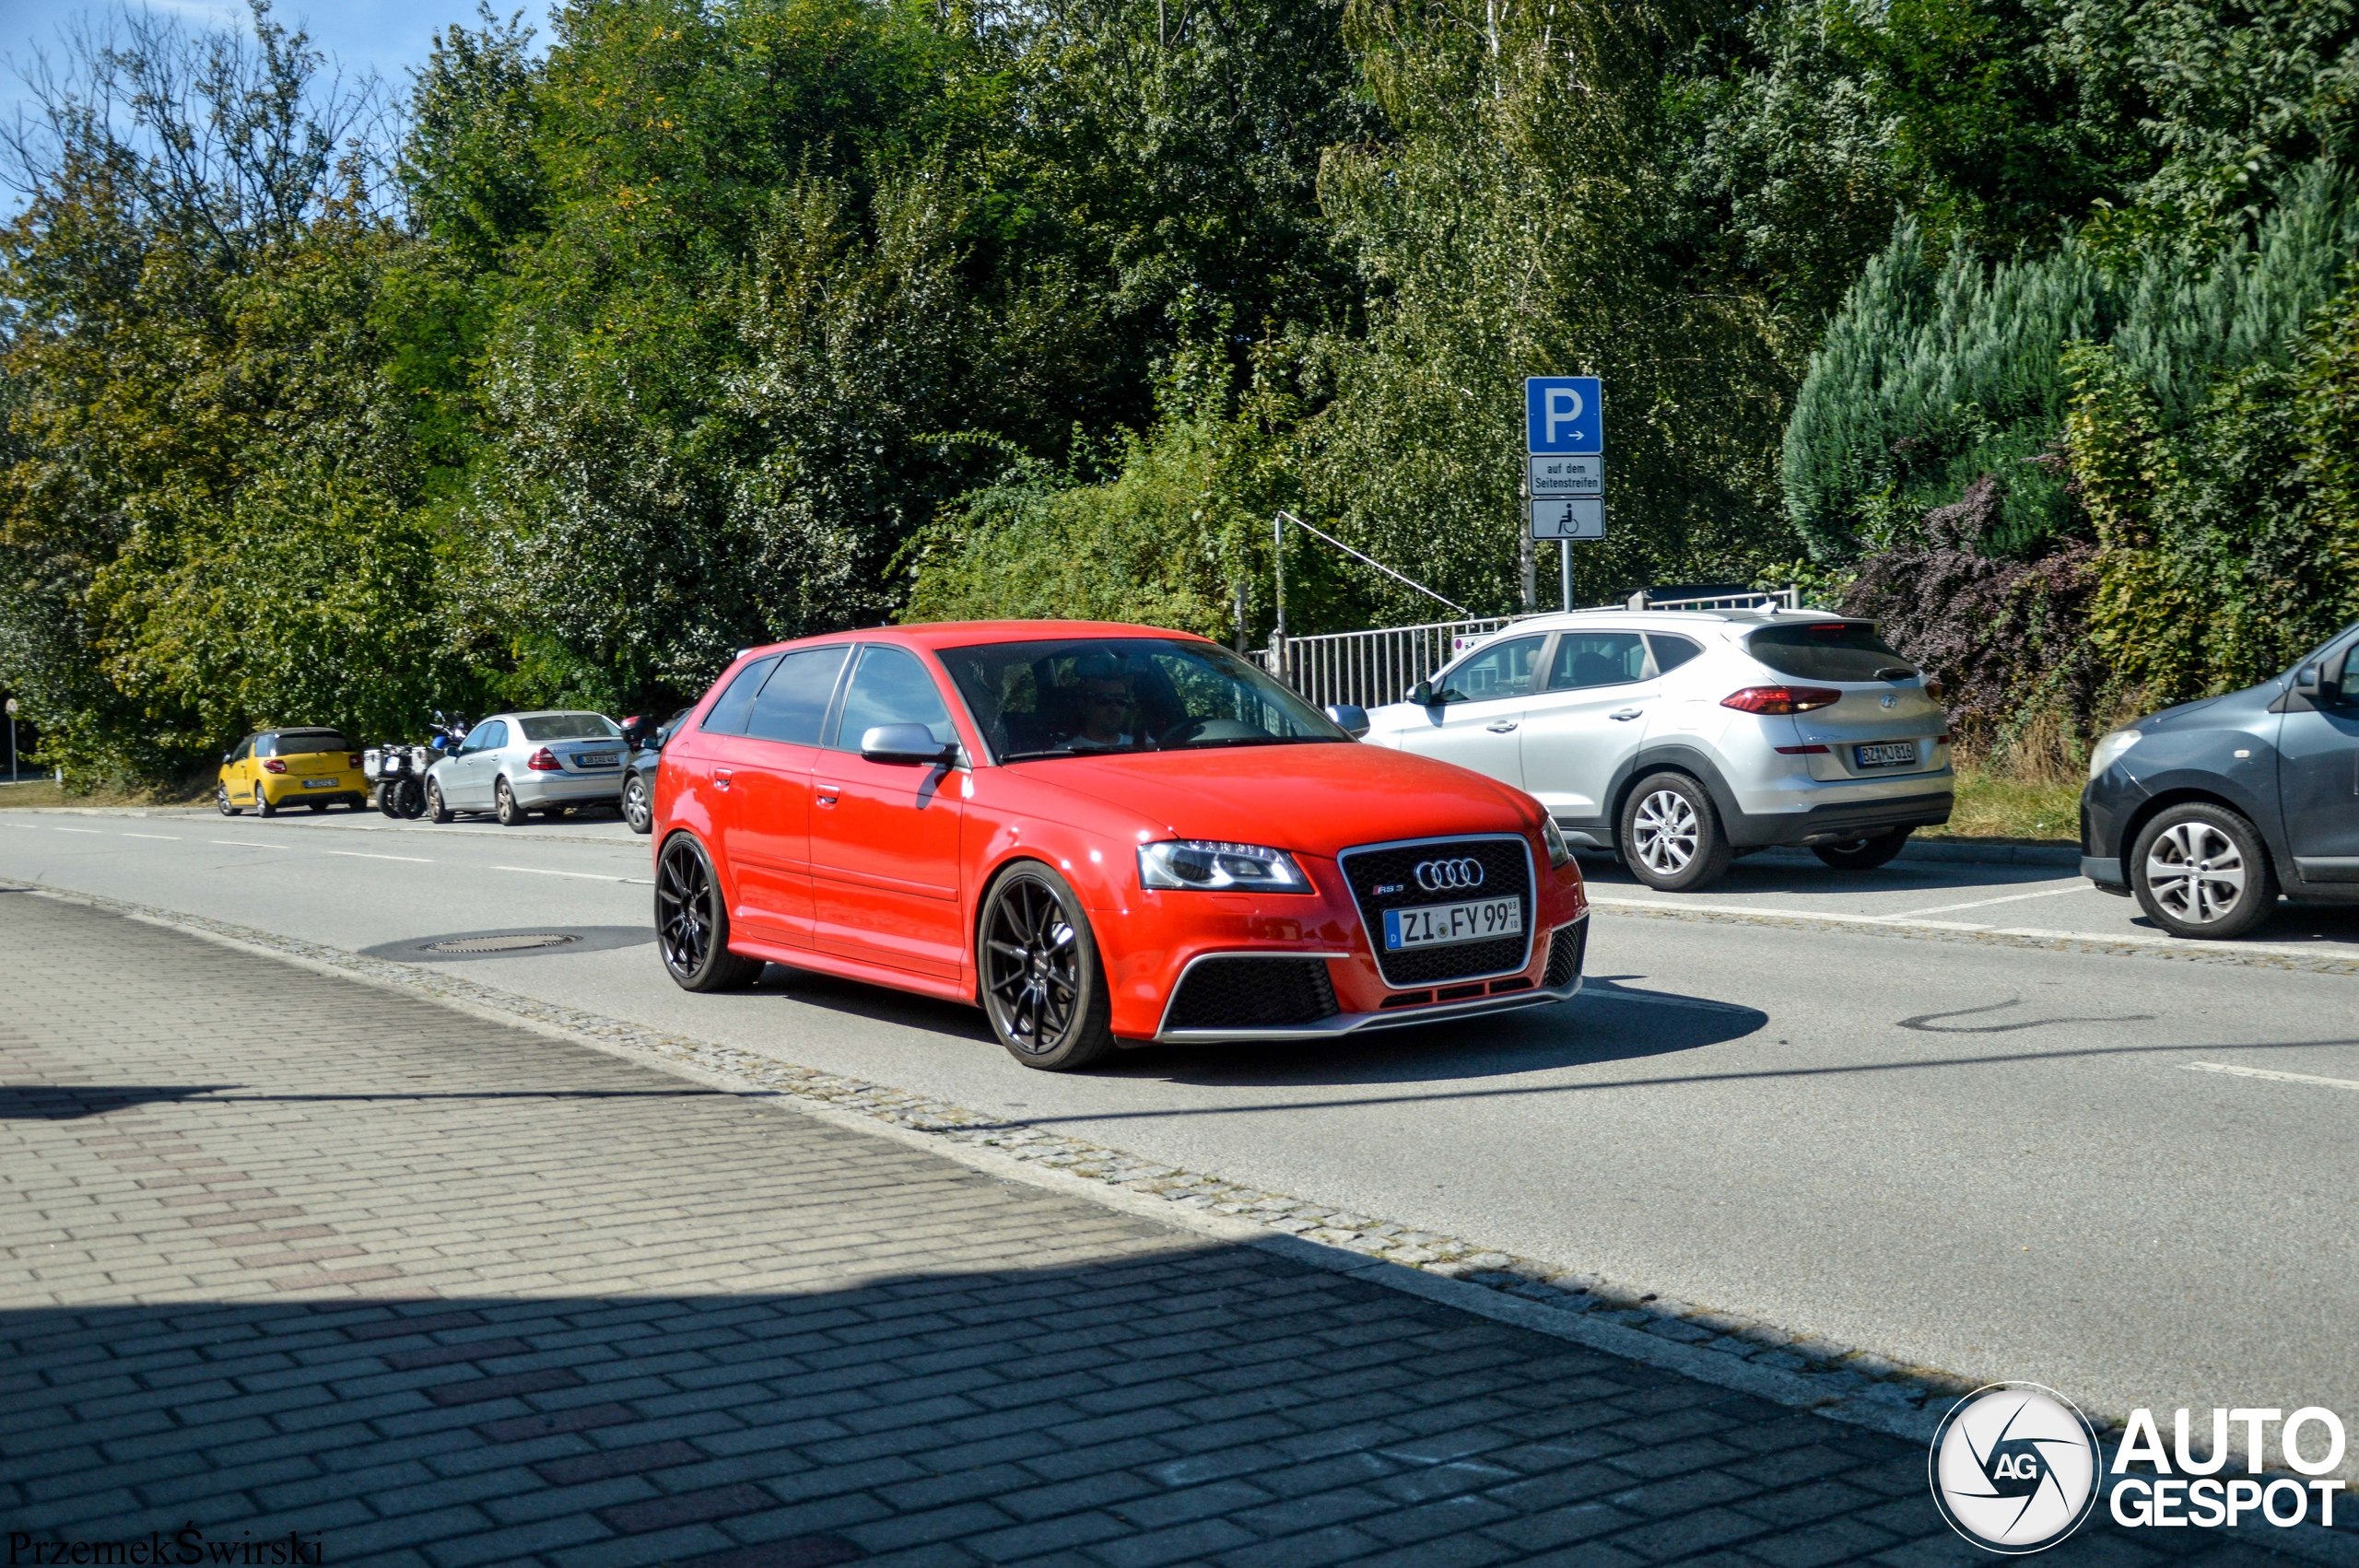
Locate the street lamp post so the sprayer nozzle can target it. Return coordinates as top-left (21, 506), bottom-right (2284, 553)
top-left (5, 696), bottom-right (16, 785)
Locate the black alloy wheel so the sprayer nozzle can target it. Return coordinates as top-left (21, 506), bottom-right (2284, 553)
top-left (623, 773), bottom-right (653, 835)
top-left (979, 864), bottom-right (1114, 1071)
top-left (1812, 829), bottom-right (1912, 871)
top-left (217, 783), bottom-right (240, 817)
top-left (426, 778), bottom-right (453, 825)
top-left (495, 777), bottom-right (528, 827)
top-left (655, 834), bottom-right (763, 991)
top-left (253, 783), bottom-right (276, 818)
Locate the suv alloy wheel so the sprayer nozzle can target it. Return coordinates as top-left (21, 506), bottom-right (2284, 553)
top-left (1619, 771), bottom-right (1734, 892)
top-left (2131, 802), bottom-right (2278, 940)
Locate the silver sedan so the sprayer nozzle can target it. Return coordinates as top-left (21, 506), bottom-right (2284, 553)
top-left (425, 710), bottom-right (628, 825)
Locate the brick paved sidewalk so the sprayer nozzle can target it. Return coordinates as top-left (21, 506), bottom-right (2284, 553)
top-left (0, 890), bottom-right (2310, 1567)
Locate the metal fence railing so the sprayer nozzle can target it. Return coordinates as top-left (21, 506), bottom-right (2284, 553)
top-left (1255, 588), bottom-right (1802, 711)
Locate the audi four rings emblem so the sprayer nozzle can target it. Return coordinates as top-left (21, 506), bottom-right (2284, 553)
top-left (1413, 858), bottom-right (1486, 892)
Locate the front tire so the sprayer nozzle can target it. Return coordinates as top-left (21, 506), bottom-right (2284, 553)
top-left (1813, 829), bottom-right (1912, 871)
top-left (978, 863), bottom-right (1115, 1071)
top-left (1618, 772), bottom-right (1732, 892)
top-left (426, 778), bottom-right (453, 825)
top-left (655, 834), bottom-right (763, 991)
top-left (494, 777), bottom-right (528, 826)
top-left (217, 783), bottom-right (241, 817)
top-left (622, 774), bottom-right (653, 835)
top-left (2132, 803), bottom-right (2277, 940)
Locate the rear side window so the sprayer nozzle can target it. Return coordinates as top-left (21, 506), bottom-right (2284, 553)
top-left (263, 731), bottom-right (349, 757)
top-left (745, 646), bottom-right (849, 744)
top-left (1438, 635), bottom-right (1545, 703)
top-left (831, 646), bottom-right (957, 748)
top-left (700, 655), bottom-right (780, 735)
top-left (1647, 635), bottom-right (1703, 674)
top-left (1744, 623), bottom-right (1915, 683)
top-left (1548, 632), bottom-right (1647, 691)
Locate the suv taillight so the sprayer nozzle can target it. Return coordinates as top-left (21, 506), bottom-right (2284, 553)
top-left (1722, 685), bottom-right (1842, 715)
top-left (262, 758), bottom-right (288, 773)
top-left (526, 747), bottom-right (563, 771)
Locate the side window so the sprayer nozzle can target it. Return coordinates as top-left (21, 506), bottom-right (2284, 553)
top-left (745, 647), bottom-right (849, 744)
top-left (1647, 634), bottom-right (1704, 675)
top-left (255, 735), bottom-right (277, 758)
top-left (232, 737), bottom-right (254, 762)
top-left (2335, 644), bottom-right (2359, 705)
top-left (699, 655), bottom-right (780, 735)
top-left (1438, 636), bottom-right (1546, 703)
top-left (832, 646), bottom-right (957, 749)
top-left (464, 720), bottom-right (507, 753)
top-left (1548, 632), bottom-right (1648, 691)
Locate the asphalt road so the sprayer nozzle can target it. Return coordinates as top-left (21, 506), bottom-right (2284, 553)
top-left (9, 803), bottom-right (2359, 1446)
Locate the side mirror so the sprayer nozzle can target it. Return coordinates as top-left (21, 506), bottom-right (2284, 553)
top-left (1406, 680), bottom-right (1435, 707)
top-left (221, 753), bottom-right (233, 766)
top-left (861, 723), bottom-right (957, 766)
top-left (2295, 665), bottom-right (2322, 697)
top-left (1323, 704), bottom-right (1370, 738)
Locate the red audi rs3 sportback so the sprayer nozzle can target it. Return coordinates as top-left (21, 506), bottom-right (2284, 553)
top-left (651, 622), bottom-right (1589, 1069)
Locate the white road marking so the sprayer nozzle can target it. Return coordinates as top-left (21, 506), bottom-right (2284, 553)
top-left (1884, 883), bottom-right (2087, 918)
top-left (52, 826), bottom-right (101, 835)
top-left (2182, 1060), bottom-right (2359, 1093)
top-left (122, 834), bottom-right (182, 841)
top-left (324, 849), bottom-right (433, 864)
top-left (210, 839), bottom-right (294, 849)
top-left (492, 864), bottom-right (652, 885)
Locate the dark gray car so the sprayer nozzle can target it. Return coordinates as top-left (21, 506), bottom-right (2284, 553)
top-left (2081, 620), bottom-right (2359, 938)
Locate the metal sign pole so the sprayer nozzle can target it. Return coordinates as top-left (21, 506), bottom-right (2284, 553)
top-left (1560, 541), bottom-right (1573, 612)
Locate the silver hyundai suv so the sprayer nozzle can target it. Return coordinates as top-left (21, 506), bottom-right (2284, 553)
top-left (1359, 609), bottom-right (1954, 890)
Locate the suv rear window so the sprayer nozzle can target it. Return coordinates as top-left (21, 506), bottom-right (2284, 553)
top-left (1744, 623), bottom-right (1916, 683)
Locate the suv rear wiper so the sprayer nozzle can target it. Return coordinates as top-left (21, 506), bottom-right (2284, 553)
top-left (1873, 666), bottom-right (1919, 682)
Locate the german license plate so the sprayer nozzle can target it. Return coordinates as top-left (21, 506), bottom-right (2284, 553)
top-left (1383, 896), bottom-right (1522, 951)
top-left (580, 752), bottom-right (618, 766)
top-left (301, 778), bottom-right (338, 789)
top-left (1853, 742), bottom-right (1919, 770)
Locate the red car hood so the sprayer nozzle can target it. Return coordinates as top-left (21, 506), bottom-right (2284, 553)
top-left (1007, 743), bottom-right (1538, 858)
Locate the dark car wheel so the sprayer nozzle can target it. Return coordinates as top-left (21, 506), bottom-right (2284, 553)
top-left (495, 777), bottom-right (528, 826)
top-left (2131, 802), bottom-right (2278, 940)
top-left (426, 778), bottom-right (453, 825)
top-left (217, 783), bottom-right (240, 817)
top-left (622, 773), bottom-right (653, 835)
top-left (979, 863), bottom-right (1115, 1071)
top-left (1619, 772), bottom-right (1732, 892)
top-left (655, 834), bottom-right (763, 991)
top-left (1813, 829), bottom-right (1912, 871)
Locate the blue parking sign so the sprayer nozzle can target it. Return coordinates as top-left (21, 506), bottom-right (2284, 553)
top-left (1525, 377), bottom-right (1602, 454)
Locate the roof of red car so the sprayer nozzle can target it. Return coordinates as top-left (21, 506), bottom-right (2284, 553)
top-left (748, 620), bottom-right (1215, 657)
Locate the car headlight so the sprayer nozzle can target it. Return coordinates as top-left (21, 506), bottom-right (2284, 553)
top-left (2088, 728), bottom-right (2142, 781)
top-left (1541, 815), bottom-right (1574, 869)
top-left (1137, 840), bottom-right (1311, 893)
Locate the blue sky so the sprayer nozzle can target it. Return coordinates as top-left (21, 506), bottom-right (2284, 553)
top-left (0, 0), bottom-right (526, 123)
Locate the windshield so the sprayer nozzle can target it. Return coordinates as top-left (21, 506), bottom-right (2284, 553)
top-left (518, 713), bottom-right (621, 742)
top-left (939, 638), bottom-right (1350, 761)
top-left (1744, 622), bottom-right (1918, 683)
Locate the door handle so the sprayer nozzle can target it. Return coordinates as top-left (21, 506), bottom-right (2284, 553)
top-left (713, 768), bottom-right (733, 791)
top-left (1485, 720), bottom-right (1520, 733)
top-left (816, 790), bottom-right (839, 808)
top-left (1610, 708), bottom-right (1643, 721)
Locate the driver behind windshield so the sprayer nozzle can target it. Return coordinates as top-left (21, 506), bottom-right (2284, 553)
top-left (1068, 655), bottom-right (1142, 751)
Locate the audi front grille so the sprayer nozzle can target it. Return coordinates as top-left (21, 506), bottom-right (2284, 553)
top-left (1336, 835), bottom-right (1535, 988)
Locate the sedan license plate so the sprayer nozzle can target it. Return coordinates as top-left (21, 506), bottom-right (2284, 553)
top-left (1383, 896), bottom-right (1522, 951)
top-left (1853, 742), bottom-right (1919, 770)
top-left (579, 752), bottom-right (619, 767)
top-left (300, 778), bottom-right (338, 789)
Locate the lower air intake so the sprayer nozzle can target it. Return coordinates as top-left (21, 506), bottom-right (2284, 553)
top-left (1543, 921), bottom-right (1588, 989)
top-left (1164, 957), bottom-right (1340, 1032)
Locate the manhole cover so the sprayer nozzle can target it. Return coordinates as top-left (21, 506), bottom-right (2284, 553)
top-left (421, 933), bottom-right (581, 954)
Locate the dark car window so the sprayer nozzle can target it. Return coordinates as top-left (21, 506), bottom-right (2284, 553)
top-left (1647, 634), bottom-right (1704, 674)
top-left (700, 655), bottom-right (780, 735)
top-left (1438, 635), bottom-right (1545, 703)
top-left (518, 713), bottom-right (619, 742)
top-left (745, 647), bottom-right (849, 744)
top-left (261, 731), bottom-right (349, 757)
top-left (831, 646), bottom-right (956, 750)
top-left (231, 737), bottom-right (254, 762)
top-left (1546, 632), bottom-right (1647, 691)
top-left (463, 720), bottom-right (508, 753)
top-left (1744, 622), bottom-right (1916, 683)
top-left (2335, 643), bottom-right (2359, 704)
top-left (941, 638), bottom-right (1347, 760)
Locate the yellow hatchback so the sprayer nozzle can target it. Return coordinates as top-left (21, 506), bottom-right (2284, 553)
top-left (217, 728), bottom-right (369, 816)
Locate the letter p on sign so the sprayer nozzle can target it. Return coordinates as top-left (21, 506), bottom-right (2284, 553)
top-left (1526, 377), bottom-right (1603, 454)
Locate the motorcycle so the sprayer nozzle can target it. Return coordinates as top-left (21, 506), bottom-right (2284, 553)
top-left (365, 712), bottom-right (470, 819)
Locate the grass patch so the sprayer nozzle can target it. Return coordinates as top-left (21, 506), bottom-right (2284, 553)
top-left (0, 774), bottom-right (213, 810)
top-left (1921, 759), bottom-right (2083, 844)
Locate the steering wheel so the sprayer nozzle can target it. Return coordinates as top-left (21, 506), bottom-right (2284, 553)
top-left (1156, 718), bottom-right (1205, 748)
